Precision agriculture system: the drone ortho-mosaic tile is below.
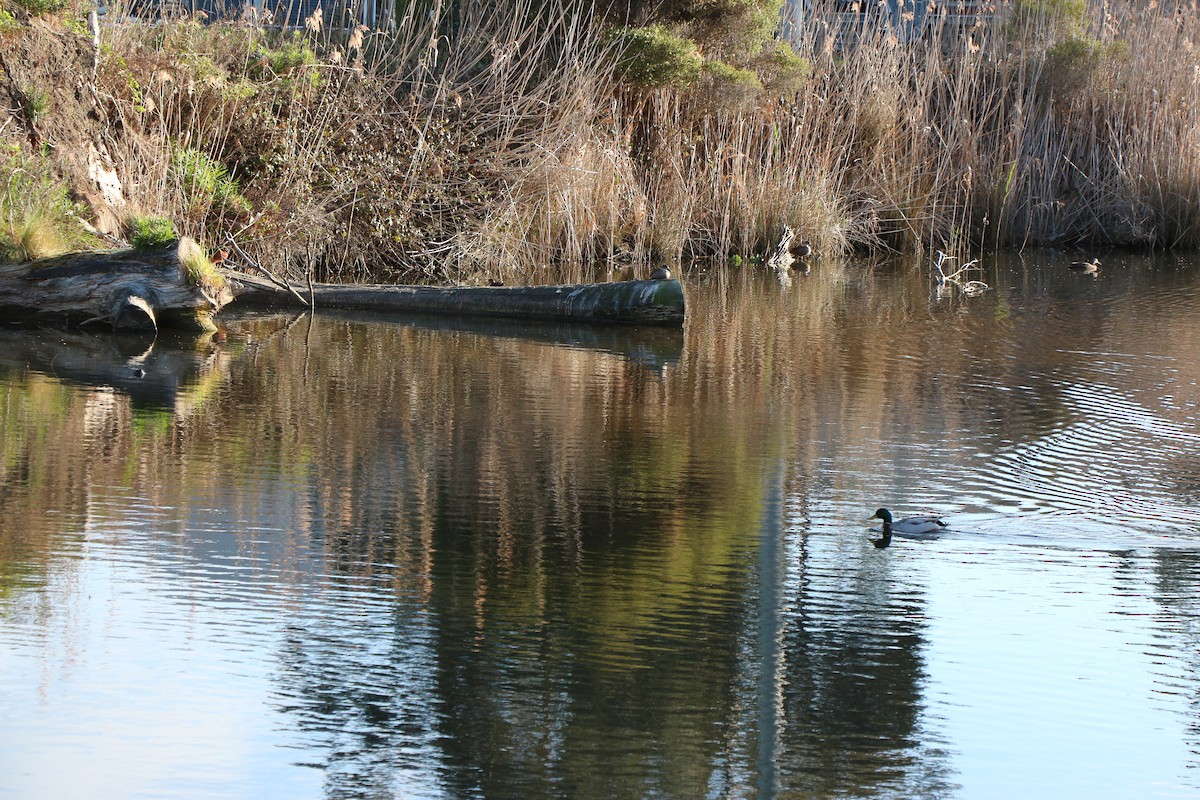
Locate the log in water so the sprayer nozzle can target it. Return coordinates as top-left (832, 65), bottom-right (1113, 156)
top-left (0, 238), bottom-right (232, 332)
top-left (228, 272), bottom-right (686, 327)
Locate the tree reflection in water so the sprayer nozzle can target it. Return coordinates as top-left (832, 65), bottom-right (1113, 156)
top-left (3, 253), bottom-right (1200, 798)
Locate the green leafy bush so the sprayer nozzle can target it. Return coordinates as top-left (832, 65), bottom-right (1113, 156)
top-left (753, 40), bottom-right (810, 96)
top-left (1040, 35), bottom-right (1129, 97)
top-left (1007, 0), bottom-right (1088, 42)
top-left (696, 59), bottom-right (763, 112)
top-left (9, 0), bottom-right (69, 14)
top-left (170, 147), bottom-right (251, 216)
top-left (127, 215), bottom-right (177, 249)
top-left (0, 6), bottom-right (19, 33)
top-left (608, 25), bottom-right (702, 89)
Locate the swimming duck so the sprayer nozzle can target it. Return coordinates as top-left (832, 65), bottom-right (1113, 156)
top-left (1069, 258), bottom-right (1100, 273)
top-left (871, 508), bottom-right (948, 536)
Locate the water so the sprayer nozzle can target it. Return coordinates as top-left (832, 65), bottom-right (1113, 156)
top-left (2, 252), bottom-right (1200, 799)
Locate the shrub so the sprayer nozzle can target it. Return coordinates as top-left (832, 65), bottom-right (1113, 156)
top-left (753, 40), bottom-right (810, 96)
top-left (127, 215), bottom-right (177, 249)
top-left (654, 0), bottom-right (784, 58)
top-left (696, 59), bottom-right (763, 112)
top-left (170, 147), bottom-right (251, 216)
top-left (688, 0), bottom-right (784, 59)
top-left (0, 6), bottom-right (19, 33)
top-left (249, 38), bottom-right (318, 80)
top-left (9, 0), bottom-right (68, 14)
top-left (608, 25), bottom-right (703, 89)
top-left (1007, 0), bottom-right (1089, 43)
top-left (1040, 35), bottom-right (1129, 97)
top-left (62, 9), bottom-right (90, 36)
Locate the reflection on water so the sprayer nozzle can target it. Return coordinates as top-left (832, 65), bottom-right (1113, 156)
top-left (2, 252), bottom-right (1200, 799)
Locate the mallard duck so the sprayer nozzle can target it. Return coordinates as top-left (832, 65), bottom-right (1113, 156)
top-left (871, 508), bottom-right (948, 535)
top-left (1069, 258), bottom-right (1100, 273)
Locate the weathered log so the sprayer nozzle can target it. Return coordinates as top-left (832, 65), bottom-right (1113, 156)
top-left (228, 271), bottom-right (686, 327)
top-left (0, 238), bottom-right (233, 333)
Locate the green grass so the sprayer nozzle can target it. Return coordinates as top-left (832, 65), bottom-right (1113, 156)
top-left (127, 215), bottom-right (177, 249)
top-left (23, 86), bottom-right (49, 121)
top-left (169, 147), bottom-right (251, 216)
top-left (1, 151), bottom-right (98, 263)
top-left (177, 236), bottom-right (227, 293)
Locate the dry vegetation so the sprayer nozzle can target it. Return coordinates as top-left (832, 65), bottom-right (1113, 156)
top-left (2, 0), bottom-right (1200, 283)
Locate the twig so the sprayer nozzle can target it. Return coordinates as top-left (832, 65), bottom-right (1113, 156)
top-left (225, 239), bottom-right (310, 307)
top-left (933, 251), bottom-right (989, 297)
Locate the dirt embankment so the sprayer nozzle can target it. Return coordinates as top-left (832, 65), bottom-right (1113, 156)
top-left (0, 11), bottom-right (126, 236)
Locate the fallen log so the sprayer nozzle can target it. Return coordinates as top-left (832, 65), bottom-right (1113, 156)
top-left (0, 238), bottom-right (233, 333)
top-left (227, 272), bottom-right (686, 327)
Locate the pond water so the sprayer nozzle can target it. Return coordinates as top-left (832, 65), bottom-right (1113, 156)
top-left (2, 251), bottom-right (1200, 799)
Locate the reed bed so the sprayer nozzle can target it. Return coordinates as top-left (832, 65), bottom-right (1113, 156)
top-left (76, 0), bottom-right (1200, 282)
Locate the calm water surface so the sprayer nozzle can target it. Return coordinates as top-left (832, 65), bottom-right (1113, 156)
top-left (2, 252), bottom-right (1200, 799)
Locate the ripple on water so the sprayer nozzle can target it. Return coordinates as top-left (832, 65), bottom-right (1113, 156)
top-left (935, 372), bottom-right (1200, 544)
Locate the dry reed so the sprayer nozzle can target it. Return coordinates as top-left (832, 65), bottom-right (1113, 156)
top-left (88, 0), bottom-right (1200, 284)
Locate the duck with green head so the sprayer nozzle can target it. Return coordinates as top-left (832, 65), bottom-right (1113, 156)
top-left (870, 508), bottom-right (948, 547)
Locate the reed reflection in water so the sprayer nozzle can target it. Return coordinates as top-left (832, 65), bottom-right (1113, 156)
top-left (1, 252), bottom-right (1200, 799)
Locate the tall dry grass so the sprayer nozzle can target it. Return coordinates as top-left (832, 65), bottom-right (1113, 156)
top-left (93, 0), bottom-right (1200, 284)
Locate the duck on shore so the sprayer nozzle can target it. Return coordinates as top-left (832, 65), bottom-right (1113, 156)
top-left (650, 265), bottom-right (671, 280)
